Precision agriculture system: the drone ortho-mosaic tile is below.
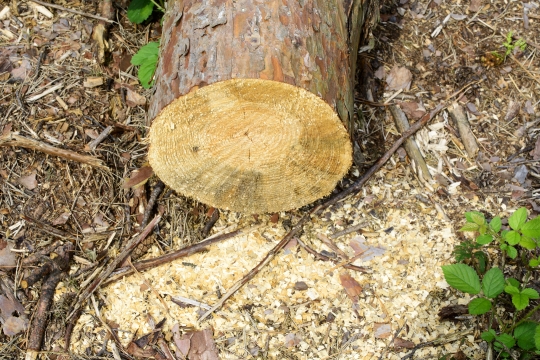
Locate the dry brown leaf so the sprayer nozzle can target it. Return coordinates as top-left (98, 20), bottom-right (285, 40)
top-left (0, 240), bottom-right (16, 267)
top-left (530, 136), bottom-right (540, 160)
top-left (385, 65), bottom-right (412, 91)
top-left (468, 0), bottom-right (483, 12)
top-left (180, 328), bottom-right (219, 360)
top-left (3, 316), bottom-right (28, 336)
top-left (505, 100), bottom-right (520, 122)
top-left (126, 88), bottom-right (147, 107)
top-left (374, 322), bottom-right (392, 339)
top-left (123, 166), bottom-right (154, 189)
top-left (396, 101), bottom-right (426, 120)
top-left (339, 272), bottom-right (362, 299)
top-left (52, 212), bottom-right (71, 225)
top-left (394, 337), bottom-right (415, 349)
top-left (18, 171), bottom-right (37, 190)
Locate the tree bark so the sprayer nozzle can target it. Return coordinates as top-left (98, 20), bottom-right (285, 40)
top-left (148, 0), bottom-right (372, 213)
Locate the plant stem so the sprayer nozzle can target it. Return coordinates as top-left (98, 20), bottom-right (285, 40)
top-left (149, 0), bottom-right (165, 12)
top-left (508, 302), bottom-right (540, 333)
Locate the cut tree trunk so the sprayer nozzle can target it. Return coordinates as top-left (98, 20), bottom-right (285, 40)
top-left (148, 0), bottom-right (373, 214)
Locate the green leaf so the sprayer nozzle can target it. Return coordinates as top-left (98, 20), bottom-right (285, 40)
top-left (535, 325), bottom-right (540, 350)
top-left (509, 207), bottom-right (527, 231)
top-left (131, 42), bottom-right (159, 88)
top-left (482, 267), bottom-right (505, 298)
top-left (505, 285), bottom-right (520, 296)
top-left (522, 288), bottom-right (540, 299)
top-left (127, 0), bottom-right (154, 24)
top-left (520, 236), bottom-right (537, 250)
top-left (460, 223), bottom-right (479, 232)
top-left (507, 278), bottom-right (520, 288)
top-left (515, 322), bottom-right (537, 350)
top-left (465, 211), bottom-right (484, 223)
top-left (504, 231), bottom-right (521, 245)
top-left (470, 212), bottom-right (486, 226)
top-left (474, 251), bottom-right (487, 274)
top-left (442, 264), bottom-right (481, 294)
top-left (490, 216), bottom-right (502, 233)
top-left (512, 293), bottom-right (530, 311)
top-left (496, 333), bottom-right (516, 349)
top-left (482, 329), bottom-right (496, 342)
top-left (529, 258), bottom-right (540, 267)
top-left (476, 234), bottom-right (493, 245)
top-left (468, 297), bottom-right (491, 315)
top-left (522, 217), bottom-right (540, 238)
top-left (506, 246), bottom-right (518, 259)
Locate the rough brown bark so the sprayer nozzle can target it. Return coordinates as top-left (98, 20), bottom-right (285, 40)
top-left (148, 0), bottom-right (372, 213)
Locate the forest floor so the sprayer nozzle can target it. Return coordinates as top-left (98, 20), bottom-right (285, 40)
top-left (0, 0), bottom-right (539, 359)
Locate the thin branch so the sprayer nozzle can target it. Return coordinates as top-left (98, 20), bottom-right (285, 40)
top-left (29, 0), bottom-right (115, 23)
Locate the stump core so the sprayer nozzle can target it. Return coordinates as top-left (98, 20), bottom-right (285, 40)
top-left (149, 78), bottom-right (352, 213)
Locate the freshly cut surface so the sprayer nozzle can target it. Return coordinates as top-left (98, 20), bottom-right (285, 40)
top-left (149, 78), bottom-right (352, 213)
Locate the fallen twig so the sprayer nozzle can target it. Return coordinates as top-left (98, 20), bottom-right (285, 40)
top-left (297, 238), bottom-right (369, 273)
top-left (66, 215), bottom-right (161, 321)
top-left (29, 0), bottom-right (115, 23)
top-left (330, 221), bottom-right (367, 239)
top-left (198, 103), bottom-right (446, 322)
top-left (448, 102), bottom-right (479, 158)
top-left (0, 132), bottom-right (108, 169)
top-left (390, 104), bottom-right (432, 181)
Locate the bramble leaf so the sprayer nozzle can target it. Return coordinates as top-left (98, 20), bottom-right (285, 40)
top-left (460, 223), bottom-right (479, 232)
top-left (507, 278), bottom-right (520, 288)
top-left (481, 329), bottom-right (496, 342)
top-left (504, 231), bottom-right (521, 245)
top-left (489, 216), bottom-right (502, 233)
top-left (476, 234), bottom-right (493, 245)
top-left (515, 322), bottom-right (537, 350)
top-left (506, 245), bottom-right (518, 259)
top-left (530, 258), bottom-right (540, 267)
top-left (520, 236), bottom-right (537, 250)
top-left (495, 333), bottom-right (516, 349)
top-left (465, 211), bottom-right (484, 223)
top-left (505, 285), bottom-right (520, 296)
top-left (511, 293), bottom-right (530, 310)
top-left (521, 217), bottom-right (540, 238)
top-left (535, 325), bottom-right (540, 350)
top-left (522, 288), bottom-right (539, 299)
top-left (470, 212), bottom-right (486, 226)
top-left (509, 207), bottom-right (527, 231)
top-left (482, 267), bottom-right (504, 298)
top-left (442, 264), bottom-right (481, 294)
top-left (468, 298), bottom-right (491, 315)
top-left (127, 0), bottom-right (154, 24)
top-left (131, 42), bottom-right (159, 88)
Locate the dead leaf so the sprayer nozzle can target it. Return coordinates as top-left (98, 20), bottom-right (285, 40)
top-left (394, 337), bottom-right (415, 349)
top-left (18, 172), bottom-right (37, 190)
top-left (52, 212), bottom-right (71, 225)
top-left (0, 240), bottom-right (17, 267)
top-left (374, 66), bottom-right (385, 80)
top-left (172, 323), bottom-right (190, 358)
top-left (530, 136), bottom-right (540, 160)
top-left (126, 88), bottom-right (147, 107)
top-left (374, 322), bottom-right (392, 339)
top-left (469, 0), bottom-right (482, 12)
top-left (349, 236), bottom-right (386, 261)
top-left (179, 328), bottom-right (219, 360)
top-left (396, 101), bottom-right (426, 120)
top-left (339, 272), bottom-right (362, 300)
top-left (123, 166), bottom-right (154, 189)
top-left (386, 65), bottom-right (412, 91)
top-left (3, 316), bottom-right (28, 336)
top-left (505, 100), bottom-right (520, 122)
top-left (284, 333), bottom-right (302, 348)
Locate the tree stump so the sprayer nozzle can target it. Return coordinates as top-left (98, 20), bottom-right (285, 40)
top-left (148, 0), bottom-right (372, 213)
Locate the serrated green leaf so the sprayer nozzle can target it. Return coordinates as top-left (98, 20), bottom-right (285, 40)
top-left (509, 207), bottom-right (528, 231)
top-left (131, 42), bottom-right (159, 88)
top-left (522, 217), bottom-right (540, 238)
top-left (504, 231), bottom-right (521, 245)
top-left (471, 212), bottom-right (486, 226)
top-left (481, 329), bottom-right (496, 342)
top-left (482, 267), bottom-right (504, 298)
top-left (515, 322), bottom-right (537, 350)
top-left (505, 285), bottom-right (520, 296)
top-left (465, 211), bottom-right (484, 223)
top-left (131, 42), bottom-right (159, 65)
top-left (127, 0), bottom-right (154, 24)
top-left (468, 297), bottom-right (491, 315)
top-left (460, 223), bottom-right (480, 232)
top-left (506, 245), bottom-right (518, 259)
top-left (507, 278), bottom-right (520, 288)
top-left (477, 234), bottom-right (493, 245)
top-left (512, 293), bottom-right (530, 310)
top-left (490, 216), bottom-right (502, 233)
top-left (500, 243), bottom-right (508, 250)
top-left (529, 258), bottom-right (540, 267)
top-left (522, 288), bottom-right (540, 299)
top-left (496, 333), bottom-right (516, 349)
top-left (520, 236), bottom-right (537, 250)
top-left (442, 264), bottom-right (481, 294)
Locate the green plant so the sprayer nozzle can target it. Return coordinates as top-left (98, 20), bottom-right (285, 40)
top-left (502, 31), bottom-right (527, 57)
top-left (127, 0), bottom-right (164, 88)
top-left (442, 208), bottom-right (540, 358)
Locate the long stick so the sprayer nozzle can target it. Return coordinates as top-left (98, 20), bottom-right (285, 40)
top-left (199, 103), bottom-right (446, 321)
top-left (29, 0), bottom-right (115, 23)
top-left (0, 132), bottom-right (108, 169)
